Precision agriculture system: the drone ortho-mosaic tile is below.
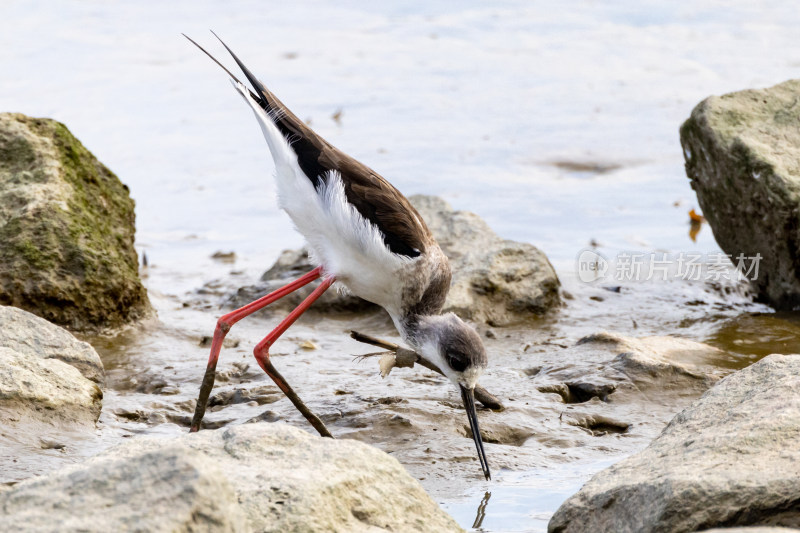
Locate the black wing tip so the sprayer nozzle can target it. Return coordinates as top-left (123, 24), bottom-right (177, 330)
top-left (208, 31), bottom-right (269, 99)
top-left (183, 32), bottom-right (268, 106)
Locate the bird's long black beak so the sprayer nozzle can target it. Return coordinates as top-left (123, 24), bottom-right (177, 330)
top-left (461, 384), bottom-right (491, 481)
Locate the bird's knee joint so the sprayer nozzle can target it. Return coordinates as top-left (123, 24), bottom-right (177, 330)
top-left (216, 319), bottom-right (232, 334)
top-left (253, 344), bottom-right (269, 361)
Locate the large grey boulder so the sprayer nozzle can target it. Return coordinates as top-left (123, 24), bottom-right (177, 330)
top-left (548, 354), bottom-right (800, 533)
top-left (680, 80), bottom-right (800, 310)
top-left (413, 195), bottom-right (560, 324)
top-left (229, 195), bottom-right (560, 325)
top-left (0, 113), bottom-right (151, 331)
top-left (0, 423), bottom-right (463, 533)
top-left (0, 306), bottom-right (103, 483)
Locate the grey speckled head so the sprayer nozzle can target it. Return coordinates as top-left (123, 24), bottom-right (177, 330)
top-left (406, 313), bottom-right (487, 388)
top-left (438, 314), bottom-right (487, 380)
top-left (405, 312), bottom-right (491, 480)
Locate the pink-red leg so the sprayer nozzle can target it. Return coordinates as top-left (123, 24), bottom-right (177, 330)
top-left (253, 276), bottom-right (336, 438)
top-left (190, 266), bottom-right (323, 432)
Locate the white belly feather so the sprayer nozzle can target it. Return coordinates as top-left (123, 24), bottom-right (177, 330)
top-left (233, 81), bottom-right (414, 313)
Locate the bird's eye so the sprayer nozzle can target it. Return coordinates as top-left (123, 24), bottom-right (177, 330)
top-left (446, 351), bottom-right (469, 373)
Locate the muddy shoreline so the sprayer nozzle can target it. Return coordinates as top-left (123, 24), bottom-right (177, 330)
top-left (3, 257), bottom-right (791, 531)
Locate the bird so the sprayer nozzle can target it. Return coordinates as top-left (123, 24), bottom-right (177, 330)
top-left (185, 32), bottom-right (491, 481)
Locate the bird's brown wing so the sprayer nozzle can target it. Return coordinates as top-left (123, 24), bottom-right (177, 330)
top-left (207, 34), bottom-right (431, 258)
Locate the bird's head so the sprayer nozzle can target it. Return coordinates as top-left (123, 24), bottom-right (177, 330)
top-left (415, 313), bottom-right (487, 388)
top-left (411, 313), bottom-right (491, 480)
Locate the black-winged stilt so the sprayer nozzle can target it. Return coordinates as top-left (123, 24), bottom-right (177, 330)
top-left (185, 33), bottom-right (491, 481)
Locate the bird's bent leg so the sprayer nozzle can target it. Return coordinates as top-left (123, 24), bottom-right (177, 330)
top-left (253, 276), bottom-right (336, 438)
top-left (189, 266), bottom-right (323, 432)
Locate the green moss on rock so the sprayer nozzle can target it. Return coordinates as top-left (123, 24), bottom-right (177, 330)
top-left (0, 113), bottom-right (150, 330)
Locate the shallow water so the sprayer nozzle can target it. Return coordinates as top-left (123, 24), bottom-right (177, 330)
top-left (4, 1), bottom-right (800, 531)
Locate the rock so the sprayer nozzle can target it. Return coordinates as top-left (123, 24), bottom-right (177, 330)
top-left (0, 113), bottom-right (150, 330)
top-left (680, 80), bottom-right (800, 310)
top-left (534, 332), bottom-right (732, 455)
top-left (208, 385), bottom-right (280, 407)
top-left (536, 331), bottom-right (730, 404)
top-left (0, 347), bottom-right (102, 425)
top-left (548, 354), bottom-right (800, 533)
top-left (230, 195), bottom-right (560, 324)
top-left (700, 529), bottom-right (800, 533)
top-left (211, 250), bottom-right (236, 262)
top-left (411, 195), bottom-right (560, 324)
top-left (565, 413), bottom-right (630, 436)
top-left (0, 307), bottom-right (104, 422)
top-left (0, 439), bottom-right (247, 532)
top-left (0, 306), bottom-right (104, 385)
top-left (0, 423), bottom-right (463, 533)
top-left (462, 420), bottom-right (536, 446)
top-left (298, 339), bottom-right (318, 350)
top-left (0, 306), bottom-right (104, 483)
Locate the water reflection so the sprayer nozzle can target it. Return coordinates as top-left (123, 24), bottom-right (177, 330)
top-left (472, 491), bottom-right (492, 529)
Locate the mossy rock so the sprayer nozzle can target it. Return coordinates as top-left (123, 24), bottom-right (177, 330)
top-left (0, 113), bottom-right (151, 330)
top-left (680, 79), bottom-right (800, 310)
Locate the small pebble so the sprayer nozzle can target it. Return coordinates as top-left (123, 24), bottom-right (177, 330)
top-left (199, 336), bottom-right (239, 348)
top-left (299, 340), bottom-right (318, 350)
top-left (211, 250), bottom-right (236, 263)
top-left (39, 439), bottom-right (65, 450)
top-left (147, 412), bottom-right (167, 424)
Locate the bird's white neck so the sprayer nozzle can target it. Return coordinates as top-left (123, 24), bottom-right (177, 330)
top-left (393, 312), bottom-right (437, 353)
